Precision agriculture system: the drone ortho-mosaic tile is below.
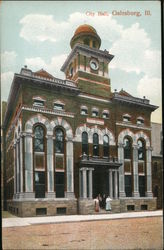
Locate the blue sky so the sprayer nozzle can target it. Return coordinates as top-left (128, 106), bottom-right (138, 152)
top-left (1, 1), bottom-right (162, 122)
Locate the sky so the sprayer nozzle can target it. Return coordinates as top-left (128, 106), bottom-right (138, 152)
top-left (0, 1), bottom-right (162, 123)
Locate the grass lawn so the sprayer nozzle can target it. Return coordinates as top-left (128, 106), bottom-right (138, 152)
top-left (2, 211), bottom-right (17, 218)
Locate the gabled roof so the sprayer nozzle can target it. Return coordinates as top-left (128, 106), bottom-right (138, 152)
top-left (118, 89), bottom-right (132, 97)
top-left (34, 69), bottom-right (54, 80)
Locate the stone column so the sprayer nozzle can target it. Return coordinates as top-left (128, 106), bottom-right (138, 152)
top-left (89, 168), bottom-right (94, 199)
top-left (46, 135), bottom-right (55, 198)
top-left (65, 139), bottom-right (75, 198)
top-left (146, 147), bottom-right (153, 197)
top-left (20, 135), bottom-right (24, 194)
top-left (132, 144), bottom-right (140, 197)
top-left (16, 139), bottom-right (20, 194)
top-left (24, 133), bottom-right (35, 198)
top-left (114, 170), bottom-right (118, 199)
top-left (13, 143), bottom-right (17, 199)
top-left (82, 168), bottom-right (87, 198)
top-left (109, 169), bottom-right (113, 198)
top-left (79, 169), bottom-right (82, 198)
top-left (118, 143), bottom-right (126, 197)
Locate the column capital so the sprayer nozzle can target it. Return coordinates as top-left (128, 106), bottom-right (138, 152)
top-left (146, 146), bottom-right (153, 151)
top-left (23, 132), bottom-right (34, 138)
top-left (65, 137), bottom-right (73, 142)
top-left (132, 144), bottom-right (138, 150)
top-left (46, 135), bottom-right (54, 140)
top-left (118, 142), bottom-right (124, 148)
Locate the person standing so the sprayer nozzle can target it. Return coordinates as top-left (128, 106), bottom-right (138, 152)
top-left (98, 194), bottom-right (102, 208)
top-left (106, 195), bottom-right (112, 211)
top-left (94, 196), bottom-right (100, 212)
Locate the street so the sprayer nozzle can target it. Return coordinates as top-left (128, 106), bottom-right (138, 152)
top-left (2, 215), bottom-right (163, 249)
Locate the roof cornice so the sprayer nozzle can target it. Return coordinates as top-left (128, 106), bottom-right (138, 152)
top-left (61, 43), bottom-right (114, 72)
top-left (3, 73), bottom-right (80, 128)
top-left (112, 93), bottom-right (158, 111)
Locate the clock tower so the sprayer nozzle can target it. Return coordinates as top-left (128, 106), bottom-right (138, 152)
top-left (61, 24), bottom-right (114, 98)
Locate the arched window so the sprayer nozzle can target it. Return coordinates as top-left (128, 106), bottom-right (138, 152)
top-left (138, 139), bottom-right (145, 160)
top-left (55, 128), bottom-right (64, 153)
top-left (103, 135), bottom-right (109, 157)
top-left (93, 133), bottom-right (99, 156)
top-left (124, 137), bottom-right (131, 159)
top-left (34, 125), bottom-right (44, 152)
top-left (82, 132), bottom-right (88, 155)
top-left (34, 125), bottom-right (45, 198)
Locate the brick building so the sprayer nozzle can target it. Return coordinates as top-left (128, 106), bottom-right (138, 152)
top-left (3, 24), bottom-right (158, 216)
top-left (151, 123), bottom-right (163, 209)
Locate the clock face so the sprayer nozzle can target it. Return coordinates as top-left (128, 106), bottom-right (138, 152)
top-left (90, 59), bottom-right (99, 70)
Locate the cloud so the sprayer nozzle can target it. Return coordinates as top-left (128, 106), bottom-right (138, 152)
top-left (19, 12), bottom-right (123, 45)
top-left (1, 71), bottom-right (14, 101)
top-left (137, 75), bottom-right (162, 123)
top-left (109, 22), bottom-right (161, 77)
top-left (24, 54), bottom-right (68, 78)
top-left (1, 51), bottom-right (17, 72)
top-left (137, 75), bottom-right (161, 105)
top-left (20, 14), bottom-right (71, 43)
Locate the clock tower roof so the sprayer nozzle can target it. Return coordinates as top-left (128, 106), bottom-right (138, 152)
top-left (74, 24), bottom-right (97, 36)
top-left (70, 24), bottom-right (101, 49)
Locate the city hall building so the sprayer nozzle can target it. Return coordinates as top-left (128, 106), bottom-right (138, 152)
top-left (3, 24), bottom-right (158, 216)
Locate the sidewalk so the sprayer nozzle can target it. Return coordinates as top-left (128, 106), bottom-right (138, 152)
top-left (2, 210), bottom-right (162, 228)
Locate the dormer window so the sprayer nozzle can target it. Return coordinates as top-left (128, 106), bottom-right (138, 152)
top-left (33, 97), bottom-right (45, 108)
top-left (54, 100), bottom-right (65, 110)
top-left (81, 105), bottom-right (88, 115)
top-left (137, 117), bottom-right (144, 125)
top-left (102, 110), bottom-right (109, 119)
top-left (92, 108), bottom-right (99, 117)
top-left (123, 114), bottom-right (131, 122)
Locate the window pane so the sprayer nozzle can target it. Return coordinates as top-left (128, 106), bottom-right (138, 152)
top-left (55, 172), bottom-right (65, 198)
top-left (33, 100), bottom-right (44, 107)
top-left (35, 171), bottom-right (45, 198)
top-left (124, 138), bottom-right (131, 159)
top-left (82, 132), bottom-right (88, 155)
top-left (139, 176), bottom-right (145, 197)
top-left (34, 126), bottom-right (44, 152)
top-left (138, 140), bottom-right (144, 160)
top-left (55, 129), bottom-right (64, 153)
top-left (93, 133), bottom-right (99, 144)
top-left (125, 175), bottom-right (132, 197)
top-left (82, 132), bottom-right (88, 144)
top-left (54, 104), bottom-right (64, 110)
top-left (103, 135), bottom-right (109, 146)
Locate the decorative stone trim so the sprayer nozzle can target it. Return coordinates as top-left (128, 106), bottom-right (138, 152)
top-left (78, 94), bottom-right (110, 103)
top-left (50, 117), bottom-right (73, 140)
top-left (22, 106), bottom-right (74, 118)
top-left (116, 122), bottom-right (151, 131)
top-left (75, 124), bottom-right (115, 145)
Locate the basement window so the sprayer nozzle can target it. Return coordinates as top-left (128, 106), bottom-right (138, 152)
top-left (141, 204), bottom-right (148, 210)
top-left (127, 205), bottom-right (135, 211)
top-left (57, 207), bottom-right (66, 215)
top-left (36, 208), bottom-right (47, 215)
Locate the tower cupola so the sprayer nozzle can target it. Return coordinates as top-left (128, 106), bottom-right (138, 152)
top-left (70, 24), bottom-right (101, 49)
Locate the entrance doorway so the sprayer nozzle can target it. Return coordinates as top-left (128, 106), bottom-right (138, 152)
top-left (93, 167), bottom-right (109, 198)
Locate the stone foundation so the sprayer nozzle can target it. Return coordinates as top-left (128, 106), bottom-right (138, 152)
top-left (7, 197), bottom-right (157, 217)
top-left (7, 198), bottom-right (77, 217)
top-left (78, 198), bottom-right (157, 214)
top-left (78, 199), bottom-right (95, 214)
